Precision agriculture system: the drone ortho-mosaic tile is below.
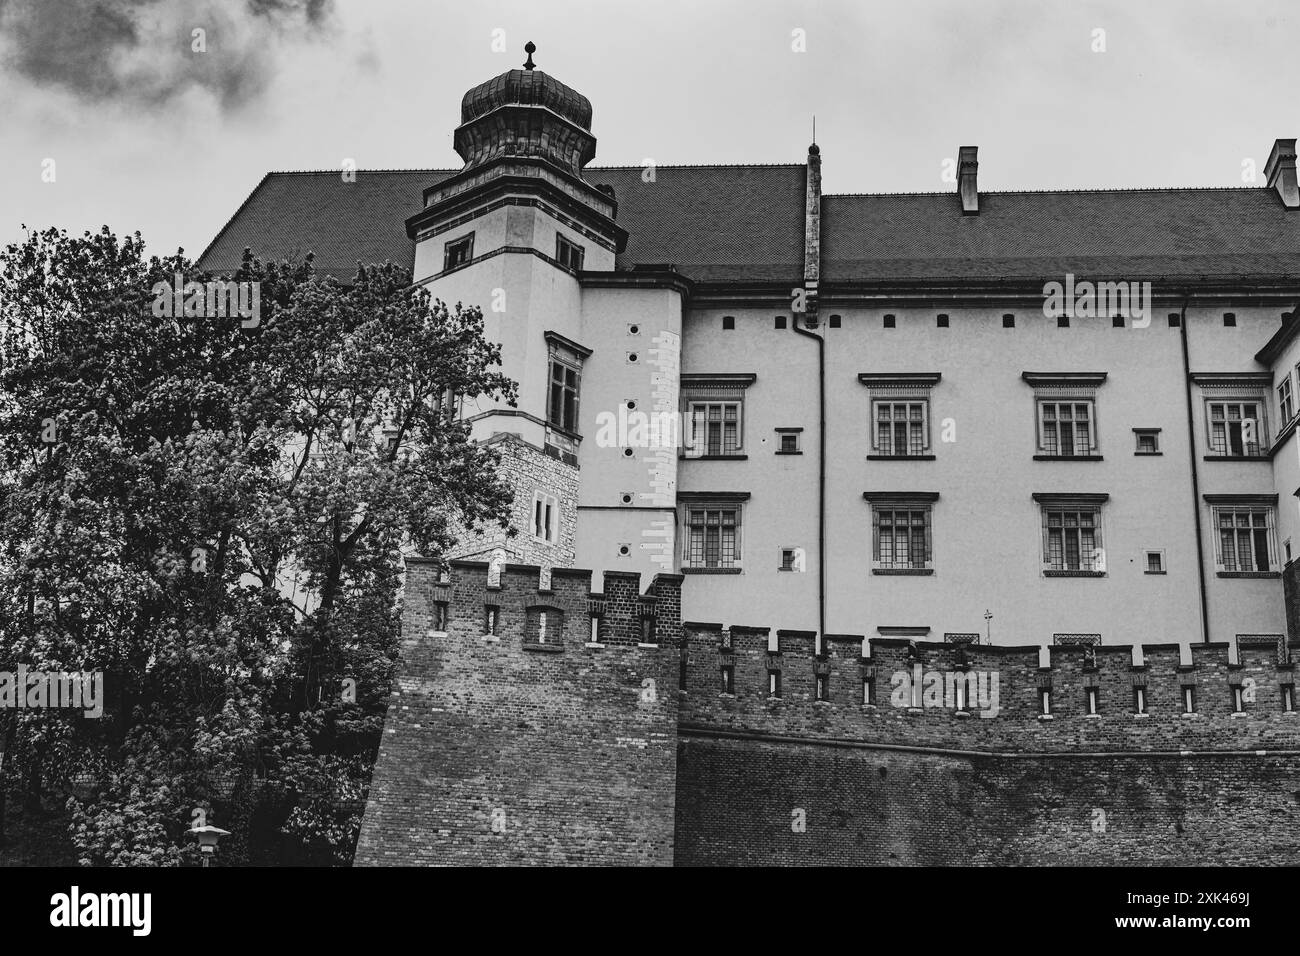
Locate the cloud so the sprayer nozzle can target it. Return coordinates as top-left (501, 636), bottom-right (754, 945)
top-left (0, 0), bottom-right (335, 111)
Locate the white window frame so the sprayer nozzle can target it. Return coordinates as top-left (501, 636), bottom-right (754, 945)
top-left (1211, 504), bottom-right (1278, 573)
top-left (1037, 398), bottom-right (1098, 457)
top-left (1036, 496), bottom-right (1107, 574)
top-left (1279, 373), bottom-right (1295, 426)
top-left (685, 400), bottom-right (743, 457)
top-left (682, 502), bottom-right (743, 570)
top-left (871, 398), bottom-right (930, 456)
top-left (870, 504), bottom-right (933, 571)
top-left (531, 491), bottom-right (559, 544)
top-left (1205, 398), bottom-right (1268, 456)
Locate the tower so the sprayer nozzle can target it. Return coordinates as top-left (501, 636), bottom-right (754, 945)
top-left (410, 44), bottom-right (683, 581)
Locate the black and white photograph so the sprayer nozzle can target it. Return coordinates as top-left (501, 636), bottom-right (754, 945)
top-left (0, 0), bottom-right (1291, 932)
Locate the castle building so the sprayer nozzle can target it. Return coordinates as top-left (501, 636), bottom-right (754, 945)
top-left (198, 44), bottom-right (1300, 651)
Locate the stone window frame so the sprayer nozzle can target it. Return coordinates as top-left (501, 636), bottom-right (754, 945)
top-left (680, 373), bottom-right (756, 460)
top-left (544, 330), bottom-right (591, 442)
top-left (531, 490), bottom-right (560, 544)
top-left (859, 373), bottom-right (941, 460)
top-left (1191, 372), bottom-right (1272, 458)
top-left (1033, 492), bottom-right (1109, 577)
top-left (555, 233), bottom-right (585, 272)
top-left (1204, 493), bottom-right (1280, 577)
top-left (679, 491), bottom-right (750, 574)
top-left (1022, 371), bottom-right (1107, 460)
top-left (443, 232), bottom-right (474, 272)
top-left (863, 491), bottom-right (939, 575)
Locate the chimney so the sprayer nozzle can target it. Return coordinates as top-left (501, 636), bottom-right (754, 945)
top-left (1265, 138), bottom-right (1299, 209)
top-left (958, 146), bottom-right (979, 215)
top-left (802, 142), bottom-right (822, 322)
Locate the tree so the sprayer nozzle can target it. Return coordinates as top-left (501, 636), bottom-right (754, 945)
top-left (0, 226), bottom-right (516, 864)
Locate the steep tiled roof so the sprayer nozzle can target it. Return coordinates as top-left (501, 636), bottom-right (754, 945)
top-left (197, 166), bottom-right (1300, 286)
top-left (822, 188), bottom-right (1300, 282)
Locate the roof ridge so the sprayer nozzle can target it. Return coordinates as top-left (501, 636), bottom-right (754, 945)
top-left (826, 185), bottom-right (1263, 198)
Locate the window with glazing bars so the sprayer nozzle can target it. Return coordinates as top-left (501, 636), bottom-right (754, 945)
top-left (874, 401), bottom-right (926, 455)
top-left (689, 402), bottom-right (740, 455)
top-left (1043, 507), bottom-right (1102, 570)
top-left (1039, 401), bottom-right (1094, 456)
top-left (686, 507), bottom-right (740, 569)
top-left (1208, 401), bottom-right (1264, 455)
top-left (1279, 376), bottom-right (1294, 426)
top-left (1216, 507), bottom-right (1273, 572)
top-left (874, 508), bottom-right (930, 569)
top-left (548, 360), bottom-right (580, 432)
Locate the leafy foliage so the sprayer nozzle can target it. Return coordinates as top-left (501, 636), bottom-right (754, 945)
top-left (0, 227), bottom-right (516, 864)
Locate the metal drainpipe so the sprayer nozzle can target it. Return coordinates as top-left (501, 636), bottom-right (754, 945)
top-left (1178, 293), bottom-right (1211, 643)
top-left (792, 315), bottom-right (826, 653)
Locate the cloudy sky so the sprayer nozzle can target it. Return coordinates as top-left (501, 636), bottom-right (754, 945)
top-left (1, 0), bottom-right (1297, 259)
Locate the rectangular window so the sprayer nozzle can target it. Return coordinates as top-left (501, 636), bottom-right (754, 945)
top-left (1134, 686), bottom-right (1147, 714)
top-left (433, 601), bottom-right (449, 632)
top-left (863, 679), bottom-right (875, 705)
top-left (1284, 685), bottom-right (1295, 712)
top-left (1280, 374), bottom-right (1295, 425)
top-left (1038, 400), bottom-right (1097, 456)
top-left (779, 548), bottom-right (796, 571)
top-left (685, 507), bottom-right (741, 569)
top-left (640, 615), bottom-right (656, 644)
top-left (1146, 550), bottom-right (1165, 573)
top-left (548, 359), bottom-right (580, 433)
top-left (768, 670), bottom-right (781, 698)
top-left (1040, 688), bottom-right (1052, 715)
top-left (532, 491), bottom-right (559, 543)
top-left (873, 400), bottom-right (928, 456)
top-left (555, 234), bottom-right (585, 271)
top-left (1134, 429), bottom-right (1160, 454)
top-left (1214, 506), bottom-right (1276, 572)
top-left (721, 665), bottom-right (734, 694)
top-left (872, 507), bottom-right (932, 570)
top-left (779, 432), bottom-right (799, 453)
top-left (484, 605), bottom-right (499, 637)
top-left (1207, 401), bottom-right (1265, 456)
top-left (815, 675), bottom-right (828, 701)
top-left (443, 233), bottom-right (474, 271)
top-left (687, 402), bottom-right (742, 456)
top-left (1042, 505), bottom-right (1103, 571)
top-left (1232, 685), bottom-right (1244, 713)
top-left (589, 614), bottom-right (601, 644)
top-left (1086, 687), bottom-right (1099, 715)
top-left (1183, 685), bottom-right (1196, 714)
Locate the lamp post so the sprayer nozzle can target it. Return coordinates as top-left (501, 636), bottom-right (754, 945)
top-left (188, 824), bottom-right (230, 867)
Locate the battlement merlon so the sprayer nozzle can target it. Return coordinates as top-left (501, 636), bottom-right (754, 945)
top-left (404, 557), bottom-right (682, 647)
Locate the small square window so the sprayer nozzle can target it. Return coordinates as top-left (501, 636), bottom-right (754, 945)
top-left (883, 314), bottom-right (896, 329)
top-left (779, 548), bottom-right (796, 571)
top-left (1057, 315), bottom-right (1070, 328)
top-left (829, 314), bottom-right (842, 328)
top-left (1224, 312), bottom-right (1237, 327)
top-left (775, 315), bottom-right (787, 329)
top-left (936, 314), bottom-right (949, 328)
top-left (1145, 550), bottom-right (1165, 574)
top-left (1168, 313), bottom-right (1181, 328)
top-left (556, 234), bottom-right (585, 270)
top-left (1134, 429), bottom-right (1160, 455)
top-left (776, 429), bottom-right (801, 454)
top-left (722, 315), bottom-right (735, 330)
top-left (444, 234), bottom-right (474, 271)
top-left (1003, 314), bottom-right (1015, 328)
top-left (1112, 315), bottom-right (1125, 328)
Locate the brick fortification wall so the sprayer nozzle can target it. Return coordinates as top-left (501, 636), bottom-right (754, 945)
top-left (354, 559), bottom-right (682, 866)
top-left (357, 565), bottom-right (1300, 865)
top-left (676, 627), bottom-right (1300, 865)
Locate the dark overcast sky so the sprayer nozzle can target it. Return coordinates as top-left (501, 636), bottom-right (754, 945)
top-left (2, 0), bottom-right (1298, 259)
